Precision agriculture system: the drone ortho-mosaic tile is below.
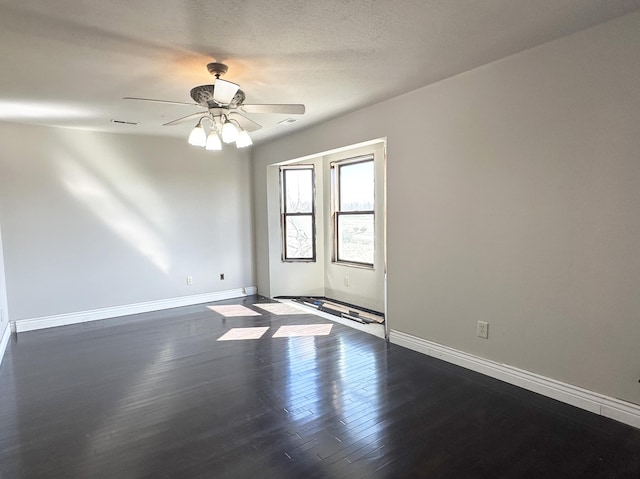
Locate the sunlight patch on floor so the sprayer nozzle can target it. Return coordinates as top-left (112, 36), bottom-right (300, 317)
top-left (280, 300), bottom-right (386, 339)
top-left (272, 324), bottom-right (333, 338)
top-left (253, 303), bottom-right (301, 315)
top-left (217, 327), bottom-right (269, 341)
top-left (207, 305), bottom-right (262, 317)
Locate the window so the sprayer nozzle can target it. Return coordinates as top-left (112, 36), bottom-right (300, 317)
top-left (332, 156), bottom-right (374, 267)
top-left (280, 165), bottom-right (316, 261)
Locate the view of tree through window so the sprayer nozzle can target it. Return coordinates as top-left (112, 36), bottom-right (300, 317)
top-left (280, 166), bottom-right (315, 261)
top-left (333, 157), bottom-right (374, 266)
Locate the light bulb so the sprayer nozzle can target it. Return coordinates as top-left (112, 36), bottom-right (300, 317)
top-left (206, 131), bottom-right (222, 151)
top-left (188, 122), bottom-right (206, 147)
top-left (236, 130), bottom-right (253, 148)
top-left (221, 120), bottom-right (238, 144)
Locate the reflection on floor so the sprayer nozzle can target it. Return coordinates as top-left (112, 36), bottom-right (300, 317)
top-left (1, 295), bottom-right (639, 478)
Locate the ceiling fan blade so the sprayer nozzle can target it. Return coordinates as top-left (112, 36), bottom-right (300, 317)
top-left (241, 104), bottom-right (305, 115)
top-left (213, 78), bottom-right (240, 105)
top-left (162, 111), bottom-right (206, 126)
top-left (229, 112), bottom-right (262, 132)
top-left (123, 97), bottom-right (199, 107)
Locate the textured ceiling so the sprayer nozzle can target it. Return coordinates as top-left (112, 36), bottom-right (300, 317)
top-left (1, 0), bottom-right (639, 144)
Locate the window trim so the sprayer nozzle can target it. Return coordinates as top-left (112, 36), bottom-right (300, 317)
top-left (280, 165), bottom-right (316, 262)
top-left (331, 155), bottom-right (375, 268)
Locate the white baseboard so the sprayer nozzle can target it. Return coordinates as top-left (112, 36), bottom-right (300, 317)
top-left (389, 329), bottom-right (640, 430)
top-left (0, 321), bottom-right (10, 368)
top-left (14, 287), bottom-right (257, 333)
top-left (244, 286), bottom-right (258, 295)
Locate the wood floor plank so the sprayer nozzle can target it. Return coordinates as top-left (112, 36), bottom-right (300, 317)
top-left (0, 295), bottom-right (639, 478)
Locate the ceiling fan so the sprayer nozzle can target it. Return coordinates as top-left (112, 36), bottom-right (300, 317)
top-left (124, 62), bottom-right (305, 150)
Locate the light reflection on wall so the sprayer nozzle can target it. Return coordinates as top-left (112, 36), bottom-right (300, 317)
top-left (0, 100), bottom-right (90, 120)
top-left (59, 133), bottom-right (170, 233)
top-left (55, 133), bottom-right (172, 273)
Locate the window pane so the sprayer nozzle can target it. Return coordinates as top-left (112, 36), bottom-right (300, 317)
top-left (339, 161), bottom-right (374, 211)
top-left (285, 215), bottom-right (313, 259)
top-left (284, 169), bottom-right (313, 213)
top-left (337, 214), bottom-right (374, 264)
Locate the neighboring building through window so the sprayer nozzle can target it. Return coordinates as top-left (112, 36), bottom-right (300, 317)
top-left (332, 155), bottom-right (375, 267)
top-left (280, 165), bottom-right (316, 261)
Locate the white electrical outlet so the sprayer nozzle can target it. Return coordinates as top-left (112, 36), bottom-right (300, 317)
top-left (187, 276), bottom-right (193, 285)
top-left (344, 276), bottom-right (350, 286)
top-left (477, 321), bottom-right (489, 339)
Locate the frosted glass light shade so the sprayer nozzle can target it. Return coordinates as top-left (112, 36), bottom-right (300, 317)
top-left (236, 130), bottom-right (253, 148)
top-left (221, 121), bottom-right (238, 143)
top-left (206, 131), bottom-right (222, 151)
top-left (188, 123), bottom-right (206, 146)
top-left (213, 78), bottom-right (240, 105)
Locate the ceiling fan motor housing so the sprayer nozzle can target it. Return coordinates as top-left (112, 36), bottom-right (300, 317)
top-left (206, 62), bottom-right (228, 77)
top-left (190, 85), bottom-right (215, 106)
top-left (190, 85), bottom-right (246, 108)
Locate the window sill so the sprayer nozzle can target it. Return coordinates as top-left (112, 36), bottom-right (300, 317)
top-left (332, 261), bottom-right (374, 271)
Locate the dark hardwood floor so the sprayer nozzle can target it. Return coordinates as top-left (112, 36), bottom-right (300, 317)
top-left (1, 295), bottom-right (639, 478)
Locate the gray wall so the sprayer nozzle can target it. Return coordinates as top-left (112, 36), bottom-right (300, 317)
top-left (0, 122), bottom-right (255, 320)
top-left (252, 11), bottom-right (640, 405)
top-left (0, 221), bottom-right (8, 333)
